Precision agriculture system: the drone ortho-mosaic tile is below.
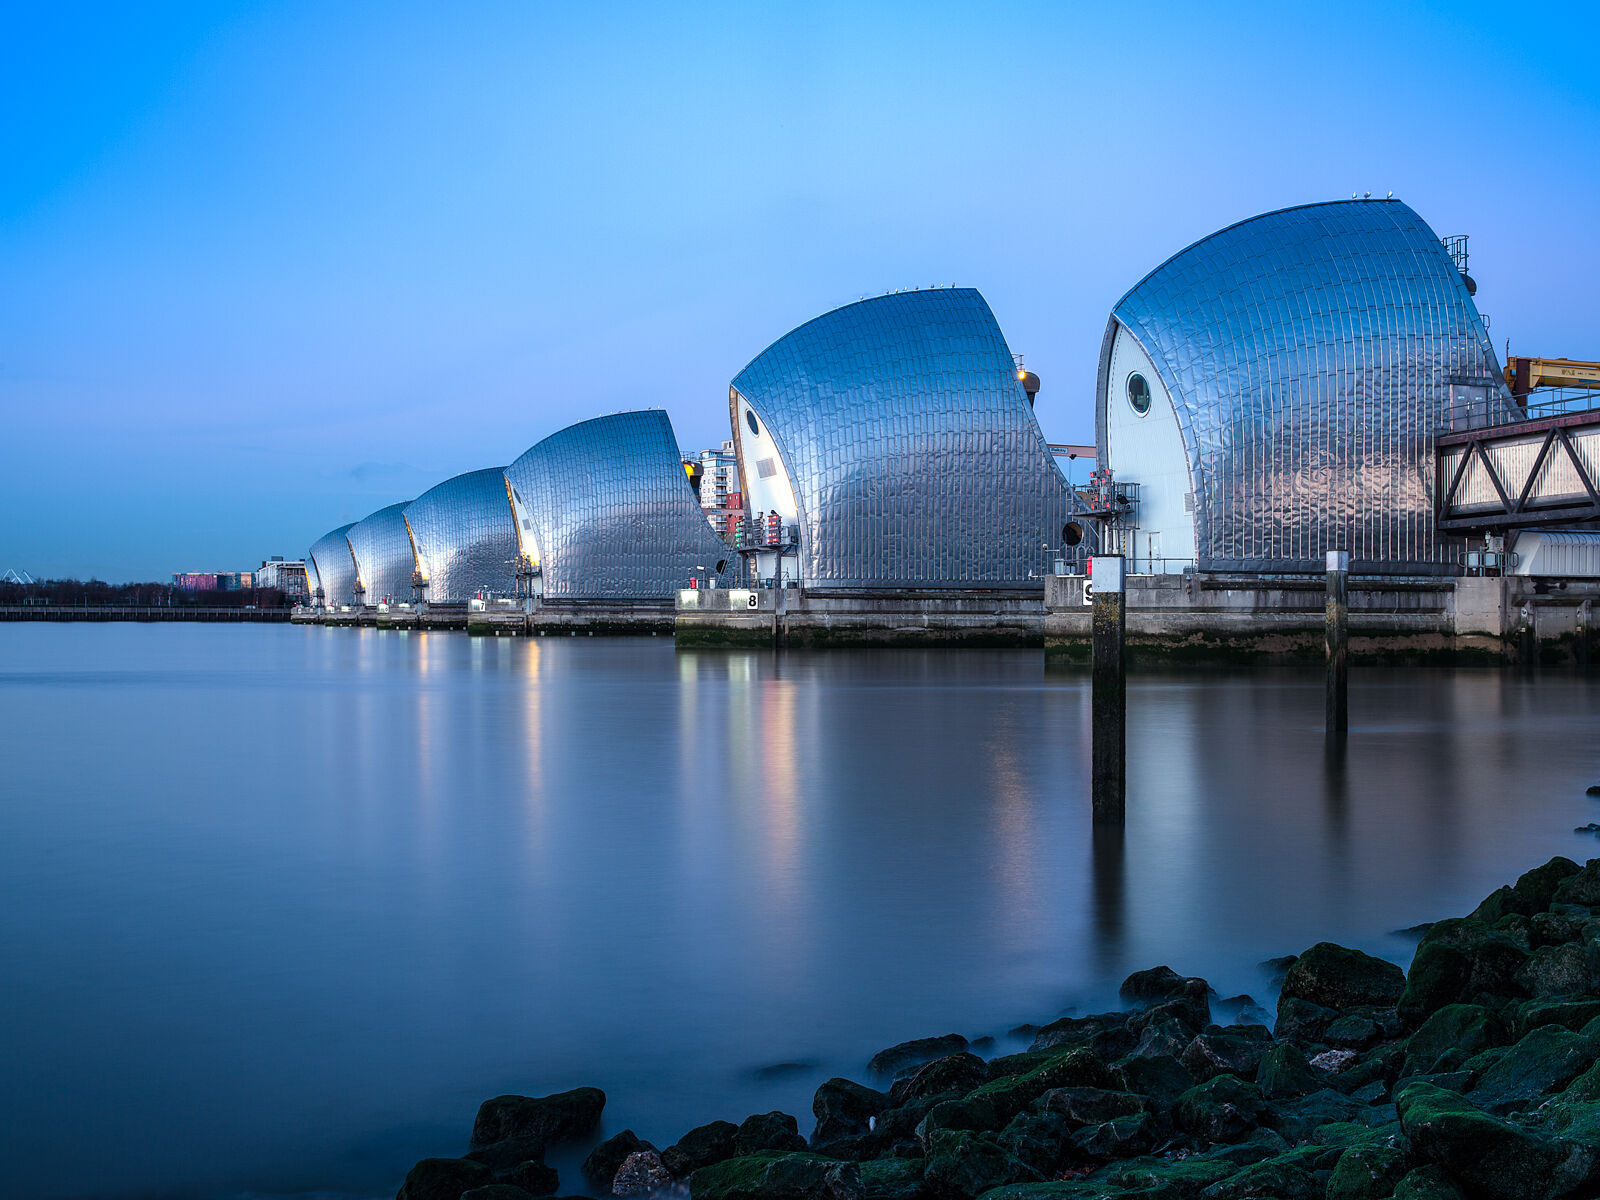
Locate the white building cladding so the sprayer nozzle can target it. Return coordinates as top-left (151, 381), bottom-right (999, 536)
top-left (503, 410), bottom-right (733, 600)
top-left (403, 468), bottom-right (519, 603)
top-left (1097, 198), bottom-right (1518, 574)
top-left (345, 502), bottom-right (416, 605)
top-left (730, 288), bottom-right (1072, 589)
top-left (307, 523), bottom-right (357, 606)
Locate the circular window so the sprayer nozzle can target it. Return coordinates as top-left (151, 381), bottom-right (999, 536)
top-left (715, 559), bottom-right (727, 574)
top-left (746, 410), bottom-right (760, 436)
top-left (1061, 521), bottom-right (1084, 548)
top-left (1127, 373), bottom-right (1152, 416)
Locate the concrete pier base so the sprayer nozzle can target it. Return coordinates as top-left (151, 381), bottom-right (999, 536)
top-left (1045, 573), bottom-right (1600, 666)
top-left (674, 587), bottom-right (1047, 648)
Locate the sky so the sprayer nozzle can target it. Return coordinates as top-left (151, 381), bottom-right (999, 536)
top-left (3, 1), bottom-right (1597, 581)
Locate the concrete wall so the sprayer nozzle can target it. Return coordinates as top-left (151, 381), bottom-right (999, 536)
top-left (1044, 573), bottom-right (1599, 665)
top-left (675, 588), bottom-right (1046, 648)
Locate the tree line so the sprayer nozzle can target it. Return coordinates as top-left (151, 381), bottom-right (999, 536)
top-left (0, 579), bottom-right (292, 608)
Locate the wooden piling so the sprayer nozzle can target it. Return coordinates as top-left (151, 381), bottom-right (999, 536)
top-left (1325, 550), bottom-right (1349, 734)
top-left (1091, 555), bottom-right (1126, 823)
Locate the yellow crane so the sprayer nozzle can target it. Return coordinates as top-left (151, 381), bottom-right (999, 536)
top-left (1505, 352), bottom-right (1600, 398)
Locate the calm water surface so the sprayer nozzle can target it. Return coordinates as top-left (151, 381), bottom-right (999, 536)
top-left (2, 625), bottom-right (1597, 1200)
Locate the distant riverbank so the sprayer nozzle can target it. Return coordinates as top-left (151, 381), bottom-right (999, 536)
top-left (0, 603), bottom-right (290, 621)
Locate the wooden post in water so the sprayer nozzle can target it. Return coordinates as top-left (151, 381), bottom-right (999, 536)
top-left (1325, 550), bottom-right (1349, 734)
top-left (1091, 555), bottom-right (1126, 823)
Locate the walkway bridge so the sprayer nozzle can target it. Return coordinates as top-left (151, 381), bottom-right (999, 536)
top-left (1437, 392), bottom-right (1600, 533)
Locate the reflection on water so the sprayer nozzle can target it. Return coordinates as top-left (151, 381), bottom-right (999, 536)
top-left (0, 626), bottom-right (1597, 1200)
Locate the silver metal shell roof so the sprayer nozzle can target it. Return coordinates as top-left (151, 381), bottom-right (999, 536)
top-left (403, 468), bottom-right (519, 603)
top-left (1097, 199), bottom-right (1517, 573)
top-left (730, 288), bottom-right (1071, 589)
top-left (307, 523), bottom-right (357, 606)
top-left (345, 502), bottom-right (415, 605)
top-left (504, 410), bottom-right (732, 600)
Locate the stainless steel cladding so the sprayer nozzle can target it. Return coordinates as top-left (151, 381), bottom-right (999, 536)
top-left (403, 468), bottom-right (519, 602)
top-left (1098, 199), bottom-right (1517, 574)
top-left (307, 523), bottom-right (357, 606)
top-left (504, 410), bottom-right (732, 600)
top-left (730, 288), bottom-right (1071, 589)
top-left (345, 502), bottom-right (416, 605)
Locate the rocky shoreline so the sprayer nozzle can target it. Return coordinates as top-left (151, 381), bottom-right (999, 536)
top-left (398, 854), bottom-right (1600, 1200)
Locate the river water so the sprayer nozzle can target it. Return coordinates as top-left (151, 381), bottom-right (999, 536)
top-left (1, 625), bottom-right (1597, 1200)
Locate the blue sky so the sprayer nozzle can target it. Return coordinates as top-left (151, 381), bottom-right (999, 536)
top-left (3, 1), bottom-right (1597, 580)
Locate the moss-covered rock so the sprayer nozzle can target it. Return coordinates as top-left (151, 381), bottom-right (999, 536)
top-left (581, 1129), bottom-right (654, 1187)
top-left (491, 1159), bottom-right (558, 1197)
top-left (1325, 1138), bottom-right (1411, 1200)
top-left (1279, 943), bottom-right (1404, 1011)
top-left (1273, 996), bottom-right (1341, 1043)
top-left (1176, 1074), bottom-right (1271, 1142)
top-left (1324, 1015), bottom-right (1383, 1049)
top-left (732, 1111), bottom-right (808, 1157)
top-left (1512, 996), bottom-right (1600, 1038)
top-left (1255, 1041), bottom-right (1318, 1099)
top-left (920, 1130), bottom-right (1041, 1199)
top-left (1272, 1088), bottom-right (1373, 1143)
top-left (1181, 1027), bottom-right (1270, 1082)
top-left (1514, 857), bottom-right (1582, 910)
top-left (1398, 941), bottom-right (1475, 1027)
top-left (689, 1152), bottom-right (863, 1200)
top-left (1396, 1081), bottom-right (1595, 1200)
top-left (456, 1186), bottom-right (535, 1200)
top-left (1389, 1164), bottom-right (1467, 1200)
top-left (397, 1157), bottom-right (495, 1200)
top-left (470, 1087), bottom-right (606, 1147)
top-left (889, 1053), bottom-right (989, 1106)
top-left (1472, 885), bottom-right (1537, 925)
top-left (1515, 943), bottom-right (1594, 998)
top-left (993, 1110), bottom-right (1068, 1175)
top-left (1467, 1026), bottom-right (1600, 1113)
top-left (1402, 1004), bottom-right (1498, 1077)
top-left (1551, 858), bottom-right (1600, 907)
top-left (813, 1077), bottom-right (890, 1145)
top-left (1112, 1052), bottom-right (1197, 1111)
top-left (462, 1136), bottom-right (547, 1174)
top-left (1038, 1086), bottom-right (1147, 1128)
top-left (1069, 1111), bottom-right (1155, 1159)
top-left (868, 1035), bottom-right (970, 1077)
top-left (914, 1096), bottom-right (1001, 1148)
top-left (1119, 965), bottom-right (1190, 1005)
top-left (662, 1119), bottom-right (740, 1176)
top-left (1195, 1147), bottom-right (1323, 1199)
top-left (1089, 1153), bottom-right (1240, 1197)
top-left (855, 1157), bottom-right (926, 1200)
top-left (968, 1048), bottom-right (1114, 1120)
top-left (1027, 1012), bottom-right (1128, 1054)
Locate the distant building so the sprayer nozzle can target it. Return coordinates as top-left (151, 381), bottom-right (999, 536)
top-left (171, 571), bottom-right (254, 591)
top-left (697, 441), bottom-right (739, 509)
top-left (254, 557), bottom-right (309, 596)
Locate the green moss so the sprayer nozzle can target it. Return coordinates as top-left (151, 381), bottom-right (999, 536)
top-left (673, 625), bottom-right (774, 648)
top-left (1043, 639), bottom-right (1091, 664)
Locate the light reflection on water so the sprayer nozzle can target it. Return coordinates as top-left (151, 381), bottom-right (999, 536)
top-left (0, 626), bottom-right (1597, 1200)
